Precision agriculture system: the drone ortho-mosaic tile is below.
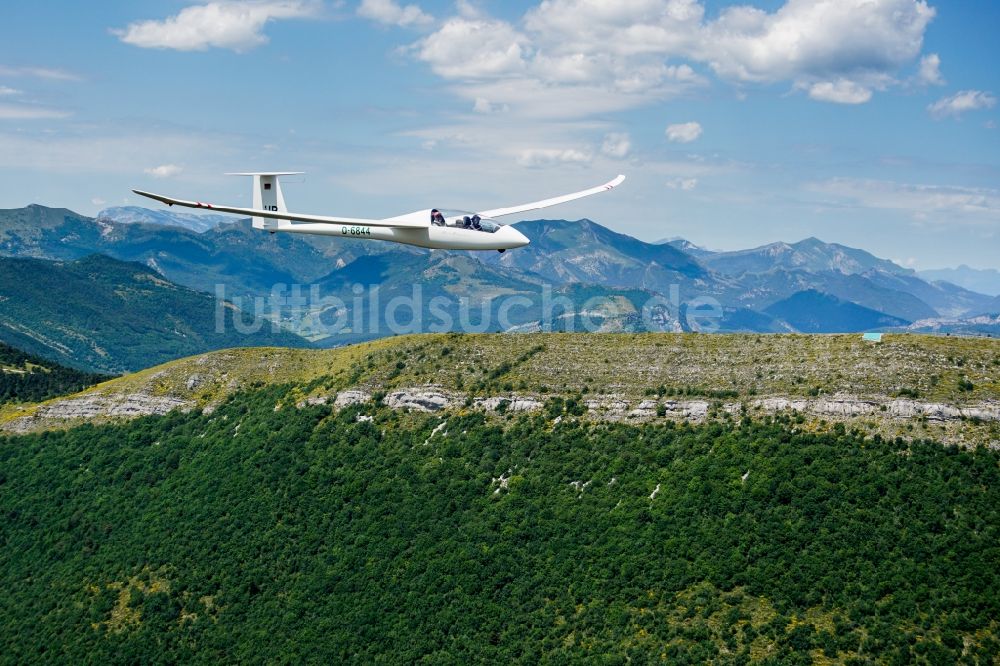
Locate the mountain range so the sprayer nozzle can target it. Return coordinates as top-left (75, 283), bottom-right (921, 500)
top-left (919, 265), bottom-right (1000, 297)
top-left (0, 204), bottom-right (996, 358)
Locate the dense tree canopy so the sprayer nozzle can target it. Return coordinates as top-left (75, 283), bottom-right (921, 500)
top-left (0, 384), bottom-right (998, 663)
top-left (0, 342), bottom-right (111, 404)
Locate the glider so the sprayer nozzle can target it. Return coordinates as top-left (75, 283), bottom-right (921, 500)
top-left (132, 173), bottom-right (625, 252)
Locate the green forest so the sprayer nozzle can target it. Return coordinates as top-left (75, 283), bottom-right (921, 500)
top-left (0, 254), bottom-right (307, 373)
top-left (1, 383), bottom-right (998, 663)
top-left (0, 342), bottom-right (111, 404)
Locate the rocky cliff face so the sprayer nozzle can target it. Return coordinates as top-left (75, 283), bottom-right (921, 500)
top-left (8, 381), bottom-right (997, 448)
top-left (2, 333), bottom-right (997, 447)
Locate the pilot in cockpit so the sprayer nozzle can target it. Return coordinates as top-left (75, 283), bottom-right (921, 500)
top-left (430, 209), bottom-right (446, 226)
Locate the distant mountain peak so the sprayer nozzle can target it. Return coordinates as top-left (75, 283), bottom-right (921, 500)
top-left (793, 236), bottom-right (825, 247)
top-left (661, 237), bottom-right (715, 257)
top-left (97, 206), bottom-right (233, 233)
top-left (704, 236), bottom-right (912, 278)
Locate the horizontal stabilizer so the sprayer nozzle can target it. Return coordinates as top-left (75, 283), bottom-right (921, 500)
top-left (225, 172), bottom-right (305, 176)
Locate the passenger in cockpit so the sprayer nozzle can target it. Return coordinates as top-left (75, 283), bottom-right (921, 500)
top-left (471, 214), bottom-right (482, 230)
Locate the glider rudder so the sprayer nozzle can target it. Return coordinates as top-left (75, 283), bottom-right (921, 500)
top-left (225, 172), bottom-right (303, 230)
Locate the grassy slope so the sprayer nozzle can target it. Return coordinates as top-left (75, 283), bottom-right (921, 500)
top-left (15, 332), bottom-right (999, 402)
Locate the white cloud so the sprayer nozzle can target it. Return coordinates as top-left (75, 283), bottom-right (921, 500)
top-left (412, 8), bottom-right (707, 118)
top-left (358, 0), bottom-right (432, 28)
top-left (0, 103), bottom-right (70, 120)
top-left (928, 90), bottom-right (997, 119)
top-left (699, 0), bottom-right (934, 87)
top-left (806, 79), bottom-right (872, 105)
top-left (523, 0), bottom-right (705, 57)
top-left (415, 17), bottom-right (528, 79)
top-left (144, 164), bottom-right (184, 178)
top-left (114, 1), bottom-right (318, 52)
top-left (809, 178), bottom-right (1000, 225)
top-left (601, 132), bottom-right (630, 158)
top-left (666, 177), bottom-right (698, 190)
top-left (917, 53), bottom-right (943, 85)
top-left (665, 121), bottom-right (702, 143)
top-left (410, 0), bottom-right (938, 113)
top-left (91, 197), bottom-right (106, 206)
top-left (515, 148), bottom-right (591, 168)
top-left (0, 86), bottom-right (21, 96)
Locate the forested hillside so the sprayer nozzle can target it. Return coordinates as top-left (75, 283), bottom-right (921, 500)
top-left (0, 342), bottom-right (111, 404)
top-left (1, 385), bottom-right (998, 663)
top-left (0, 254), bottom-right (308, 373)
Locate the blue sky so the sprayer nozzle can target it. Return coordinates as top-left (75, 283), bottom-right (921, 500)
top-left (0, 0), bottom-right (997, 269)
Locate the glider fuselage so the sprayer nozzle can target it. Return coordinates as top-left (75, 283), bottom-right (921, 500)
top-left (268, 209), bottom-right (530, 250)
top-left (272, 214), bottom-right (529, 251)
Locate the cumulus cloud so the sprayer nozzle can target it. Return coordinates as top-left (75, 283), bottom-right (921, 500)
top-left (415, 16), bottom-right (528, 78)
top-left (412, 7), bottom-right (707, 117)
top-left (358, 0), bottom-right (432, 28)
top-left (144, 164), bottom-right (183, 178)
top-left (665, 121), bottom-right (702, 143)
top-left (806, 79), bottom-right (873, 105)
top-left (666, 177), bottom-right (698, 190)
top-left (917, 53), bottom-right (943, 85)
top-left (410, 0), bottom-right (939, 114)
top-left (601, 132), bottom-right (631, 158)
top-left (699, 0), bottom-right (934, 86)
top-left (928, 90), bottom-right (997, 119)
top-left (516, 148), bottom-right (591, 168)
top-left (114, 1), bottom-right (318, 52)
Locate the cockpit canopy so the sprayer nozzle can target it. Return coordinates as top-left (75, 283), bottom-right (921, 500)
top-left (431, 209), bottom-right (502, 233)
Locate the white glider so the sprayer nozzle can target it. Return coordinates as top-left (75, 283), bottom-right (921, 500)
top-left (132, 173), bottom-right (625, 252)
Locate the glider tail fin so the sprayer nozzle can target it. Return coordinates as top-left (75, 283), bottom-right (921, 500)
top-left (226, 172), bottom-right (304, 230)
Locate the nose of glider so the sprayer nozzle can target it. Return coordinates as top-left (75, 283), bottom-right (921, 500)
top-left (504, 225), bottom-right (530, 249)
